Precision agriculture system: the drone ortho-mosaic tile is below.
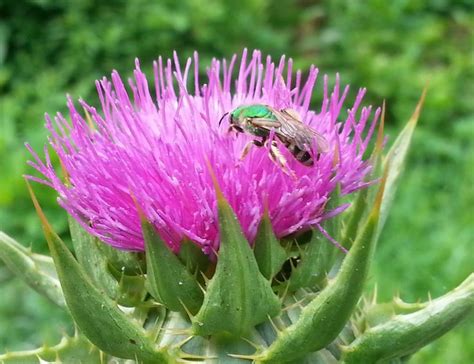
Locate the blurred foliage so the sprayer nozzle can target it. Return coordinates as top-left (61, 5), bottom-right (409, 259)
top-left (0, 0), bottom-right (472, 362)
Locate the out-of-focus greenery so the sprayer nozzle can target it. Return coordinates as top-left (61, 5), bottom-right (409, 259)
top-left (0, 1), bottom-right (472, 362)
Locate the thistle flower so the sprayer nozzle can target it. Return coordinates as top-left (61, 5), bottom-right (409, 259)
top-left (2, 50), bottom-right (471, 364)
top-left (26, 49), bottom-right (380, 254)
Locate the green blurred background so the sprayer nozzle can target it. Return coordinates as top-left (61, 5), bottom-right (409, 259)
top-left (0, 0), bottom-right (472, 362)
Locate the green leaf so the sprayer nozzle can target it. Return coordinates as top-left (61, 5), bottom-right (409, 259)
top-left (26, 182), bottom-right (170, 363)
top-left (0, 231), bottom-right (65, 308)
top-left (342, 274), bottom-right (474, 363)
top-left (141, 218), bottom-right (204, 315)
top-left (253, 208), bottom-right (287, 280)
top-left (0, 332), bottom-right (101, 363)
top-left (192, 168), bottom-right (281, 336)
top-left (257, 171), bottom-right (387, 363)
top-left (378, 90), bottom-right (426, 237)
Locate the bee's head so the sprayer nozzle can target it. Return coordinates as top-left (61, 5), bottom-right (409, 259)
top-left (229, 106), bottom-right (246, 126)
top-left (219, 106), bottom-right (246, 129)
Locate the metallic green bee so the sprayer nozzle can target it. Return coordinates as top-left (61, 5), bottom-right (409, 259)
top-left (220, 104), bottom-right (329, 176)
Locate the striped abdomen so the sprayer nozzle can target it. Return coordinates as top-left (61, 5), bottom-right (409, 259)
top-left (285, 142), bottom-right (314, 166)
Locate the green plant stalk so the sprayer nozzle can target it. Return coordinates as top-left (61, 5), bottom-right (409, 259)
top-left (0, 332), bottom-right (101, 363)
top-left (0, 231), bottom-right (65, 307)
top-left (342, 274), bottom-right (474, 363)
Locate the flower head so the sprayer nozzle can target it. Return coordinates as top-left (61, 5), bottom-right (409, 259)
top-left (27, 49), bottom-right (380, 254)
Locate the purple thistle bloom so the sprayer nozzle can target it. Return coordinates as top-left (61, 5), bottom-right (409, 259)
top-left (26, 49), bottom-right (380, 254)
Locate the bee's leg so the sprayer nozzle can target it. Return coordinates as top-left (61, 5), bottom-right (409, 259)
top-left (238, 139), bottom-right (264, 161)
top-left (253, 138), bottom-right (265, 147)
top-left (227, 124), bottom-right (244, 134)
top-left (266, 141), bottom-right (297, 179)
top-left (239, 141), bottom-right (255, 161)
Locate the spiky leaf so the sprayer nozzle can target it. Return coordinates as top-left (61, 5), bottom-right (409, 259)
top-left (142, 218), bottom-right (204, 315)
top-left (192, 169), bottom-right (281, 336)
top-left (253, 208), bottom-right (287, 280)
top-left (378, 90), bottom-right (426, 237)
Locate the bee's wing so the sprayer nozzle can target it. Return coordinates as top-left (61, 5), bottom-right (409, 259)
top-left (276, 108), bottom-right (330, 153)
top-left (280, 108), bottom-right (302, 121)
top-left (309, 130), bottom-right (330, 153)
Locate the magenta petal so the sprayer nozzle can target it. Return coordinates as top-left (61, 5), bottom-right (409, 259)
top-left (26, 50), bottom-right (381, 252)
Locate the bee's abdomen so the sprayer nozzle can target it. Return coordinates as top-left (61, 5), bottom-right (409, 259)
top-left (286, 143), bottom-right (314, 166)
top-left (296, 150), bottom-right (314, 166)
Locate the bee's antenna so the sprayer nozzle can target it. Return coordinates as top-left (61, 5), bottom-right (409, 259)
top-left (218, 112), bottom-right (229, 126)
